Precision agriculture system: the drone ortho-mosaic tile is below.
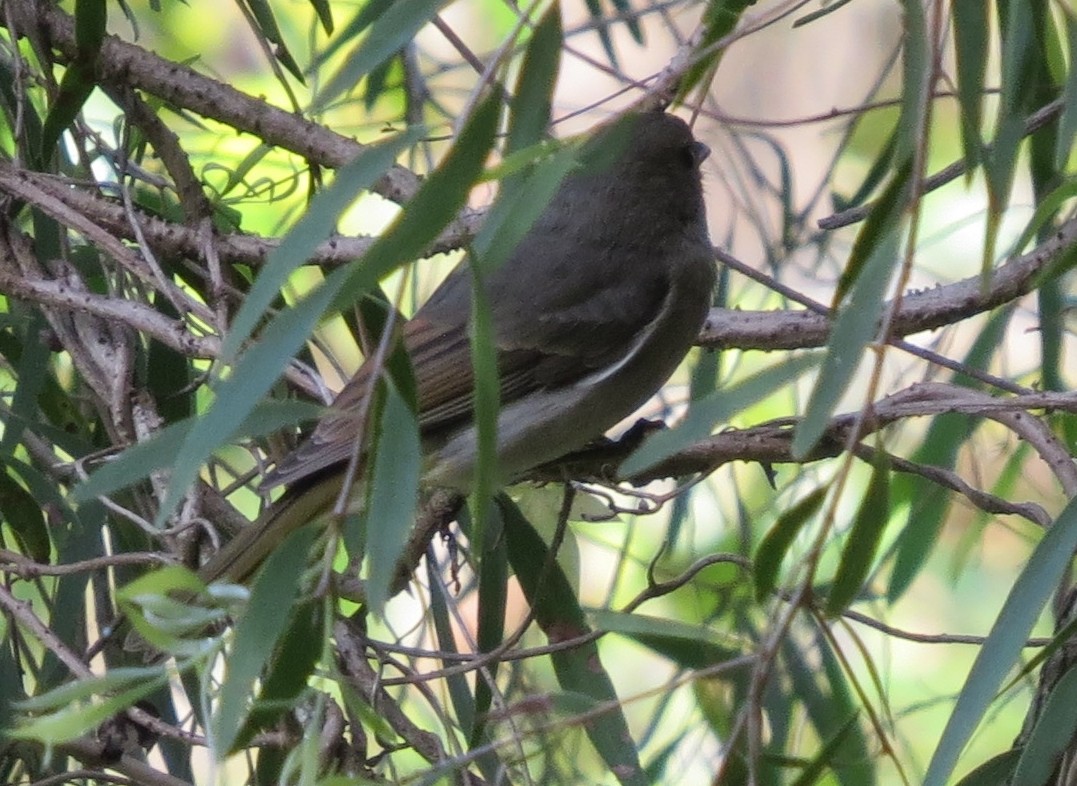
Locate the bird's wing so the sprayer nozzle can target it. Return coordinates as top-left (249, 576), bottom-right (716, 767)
top-left (262, 258), bottom-right (671, 491)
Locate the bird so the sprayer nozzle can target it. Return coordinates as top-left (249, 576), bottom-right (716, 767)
top-left (198, 109), bottom-right (716, 585)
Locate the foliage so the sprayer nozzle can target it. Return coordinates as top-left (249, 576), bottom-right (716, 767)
top-left (0, 0), bottom-right (1075, 784)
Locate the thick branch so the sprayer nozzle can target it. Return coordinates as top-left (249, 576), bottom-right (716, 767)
top-left (539, 383), bottom-right (1077, 489)
top-left (702, 215), bottom-right (1077, 351)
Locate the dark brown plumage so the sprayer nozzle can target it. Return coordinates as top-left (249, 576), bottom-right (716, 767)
top-left (202, 110), bottom-right (715, 583)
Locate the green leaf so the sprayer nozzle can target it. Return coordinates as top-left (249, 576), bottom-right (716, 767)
top-left (824, 453), bottom-right (890, 616)
top-left (235, 599), bottom-right (325, 749)
top-left (622, 353), bottom-right (821, 476)
top-left (223, 128), bottom-right (421, 360)
top-left (793, 221), bottom-right (902, 459)
top-left (243, 0), bottom-right (304, 82)
top-left (1005, 179), bottom-right (1077, 261)
top-left (308, 0), bottom-right (334, 33)
top-left (74, 0), bottom-right (107, 53)
top-left (754, 487), bottom-right (828, 602)
top-left (952, 0), bottom-right (989, 171)
top-left (1010, 665), bottom-right (1077, 785)
top-left (465, 111), bottom-right (577, 552)
top-left (506, 4), bottom-right (561, 157)
top-left (589, 610), bottom-right (745, 669)
top-left (982, 0), bottom-right (1037, 274)
top-left (330, 91), bottom-right (502, 309)
top-left (118, 565), bottom-right (226, 654)
top-left (1055, 11), bottom-right (1077, 170)
top-left (38, 0), bottom-right (107, 164)
top-left (1000, 611), bottom-right (1077, 697)
top-left (363, 379), bottom-right (421, 617)
top-left (953, 750), bottom-right (1021, 786)
top-left (582, 0), bottom-right (619, 68)
top-left (0, 469), bottom-right (50, 562)
top-left (782, 635), bottom-right (873, 785)
top-left (923, 494), bottom-right (1077, 786)
top-left (831, 161), bottom-right (909, 307)
top-left (676, 0), bottom-right (759, 100)
top-left (888, 305), bottom-right (1011, 601)
top-left (13, 667), bottom-right (167, 744)
top-left (788, 711), bottom-right (861, 786)
top-left (831, 128), bottom-right (897, 213)
top-left (499, 494), bottom-right (646, 786)
top-left (470, 504), bottom-right (507, 744)
top-left (465, 268), bottom-right (500, 561)
top-left (72, 400), bottom-right (322, 502)
top-left (0, 312), bottom-right (51, 459)
top-left (425, 549), bottom-right (475, 737)
top-left (212, 524), bottom-right (320, 756)
top-left (893, 0), bottom-right (928, 166)
top-left (146, 297), bottom-right (194, 424)
top-left (316, 0), bottom-right (453, 111)
top-left (161, 96), bottom-right (498, 527)
top-left (39, 65), bottom-right (96, 165)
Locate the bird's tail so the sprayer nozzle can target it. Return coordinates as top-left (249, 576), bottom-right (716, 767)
top-left (197, 473), bottom-right (346, 584)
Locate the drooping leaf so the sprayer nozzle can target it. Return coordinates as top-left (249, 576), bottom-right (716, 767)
top-left (754, 487), bottom-right (828, 601)
top-left (923, 494), bottom-right (1077, 786)
top-left (825, 452), bottom-right (890, 616)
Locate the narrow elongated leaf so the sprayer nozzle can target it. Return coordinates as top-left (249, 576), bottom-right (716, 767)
top-left (72, 400), bottom-right (322, 502)
top-left (309, 0), bottom-right (333, 32)
top-left (893, 0), bottom-right (927, 166)
top-left (982, 0), bottom-right (1037, 274)
top-left (825, 170), bottom-right (922, 423)
top-left (1055, 12), bottom-right (1077, 170)
top-left (506, 4), bottom-right (561, 157)
top-left (788, 711), bottom-right (861, 786)
top-left (793, 224), bottom-right (901, 459)
top-left (331, 93), bottom-right (502, 309)
top-left (13, 667), bottom-right (167, 744)
top-left (471, 506), bottom-right (507, 742)
top-left (243, 0), bottom-right (304, 82)
top-left (223, 128), bottom-right (421, 360)
top-left (161, 97), bottom-right (498, 527)
top-left (887, 306), bottom-right (1011, 600)
top-left (832, 161), bottom-right (909, 307)
top-left (363, 380), bottom-right (421, 616)
top-left (754, 487), bottom-right (828, 601)
top-left (952, 0), bottom-right (989, 171)
top-left (1010, 665), bottom-right (1077, 785)
top-left (39, 0), bottom-right (106, 162)
top-left (466, 270), bottom-right (499, 558)
top-left (923, 494), bottom-right (1077, 786)
top-left (589, 610), bottom-right (744, 668)
top-left (426, 554), bottom-right (475, 738)
top-left (499, 495), bottom-right (646, 786)
top-left (234, 599), bottom-right (325, 750)
top-left (316, 0), bottom-right (453, 111)
top-left (0, 313), bottom-right (51, 459)
top-left (953, 750), bottom-right (1021, 786)
top-left (1005, 179), bottom-right (1077, 260)
top-left (0, 470), bottom-right (49, 562)
top-left (212, 524), bottom-right (320, 756)
top-left (783, 635), bottom-right (873, 786)
top-left (825, 453), bottom-right (890, 616)
top-left (676, 0), bottom-right (759, 100)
